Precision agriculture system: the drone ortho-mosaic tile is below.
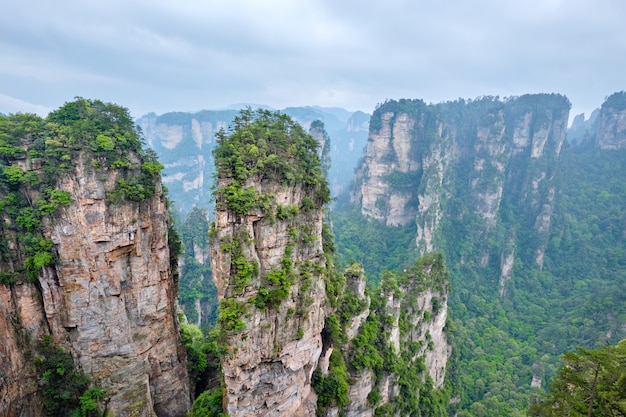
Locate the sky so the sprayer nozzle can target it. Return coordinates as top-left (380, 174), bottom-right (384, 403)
top-left (1, 0), bottom-right (624, 121)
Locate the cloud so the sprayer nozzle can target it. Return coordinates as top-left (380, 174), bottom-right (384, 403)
top-left (0, 93), bottom-right (49, 116)
top-left (0, 0), bottom-right (624, 118)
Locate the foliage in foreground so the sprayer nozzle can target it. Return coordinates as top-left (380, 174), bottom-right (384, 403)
top-left (529, 340), bottom-right (626, 416)
top-left (35, 336), bottom-right (105, 417)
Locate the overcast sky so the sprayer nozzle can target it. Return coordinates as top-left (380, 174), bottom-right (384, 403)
top-left (1, 0), bottom-right (624, 121)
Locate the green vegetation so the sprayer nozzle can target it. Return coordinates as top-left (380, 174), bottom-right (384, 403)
top-left (35, 336), bottom-right (105, 417)
top-left (211, 108), bottom-right (333, 311)
top-left (311, 350), bottom-right (349, 415)
top-left (333, 95), bottom-right (626, 416)
top-left (177, 207), bottom-right (218, 327)
top-left (332, 204), bottom-right (418, 285)
top-left (190, 387), bottom-right (228, 417)
top-left (601, 91), bottom-right (626, 111)
top-left (313, 256), bottom-right (450, 416)
top-left (213, 108), bottom-right (330, 218)
top-left (217, 298), bottom-right (248, 332)
top-left (180, 322), bottom-right (210, 383)
top-left (529, 340), bottom-right (626, 416)
top-left (0, 98), bottom-right (164, 284)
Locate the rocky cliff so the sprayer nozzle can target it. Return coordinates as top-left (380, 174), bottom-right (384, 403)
top-left (207, 109), bottom-right (451, 417)
top-left (339, 93), bottom-right (626, 414)
top-left (320, 256), bottom-right (450, 417)
top-left (137, 106), bottom-right (369, 215)
top-left (594, 91), bottom-right (626, 149)
top-left (0, 100), bottom-right (190, 416)
top-left (353, 95), bottom-right (570, 295)
top-left (209, 109), bottom-right (334, 417)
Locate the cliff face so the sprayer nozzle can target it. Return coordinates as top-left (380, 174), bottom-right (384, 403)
top-left (208, 110), bottom-right (452, 417)
top-left (356, 111), bottom-right (421, 227)
top-left (353, 96), bottom-right (570, 295)
top-left (47, 157), bottom-right (190, 416)
top-left (211, 184), bottom-right (327, 417)
top-left (0, 101), bottom-right (190, 416)
top-left (336, 93), bottom-right (626, 413)
top-left (209, 110), bottom-right (333, 417)
top-left (137, 110), bottom-right (236, 215)
top-left (594, 91), bottom-right (626, 150)
top-left (322, 255), bottom-right (450, 417)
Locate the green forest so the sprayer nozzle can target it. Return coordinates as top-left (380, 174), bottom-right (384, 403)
top-left (331, 95), bottom-right (626, 415)
top-left (172, 95), bottom-right (626, 415)
top-left (2, 95), bottom-right (624, 415)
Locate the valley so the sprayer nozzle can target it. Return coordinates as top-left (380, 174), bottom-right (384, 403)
top-left (0, 92), bottom-right (624, 416)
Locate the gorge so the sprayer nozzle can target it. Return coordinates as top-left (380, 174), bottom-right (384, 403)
top-left (1, 91), bottom-right (625, 416)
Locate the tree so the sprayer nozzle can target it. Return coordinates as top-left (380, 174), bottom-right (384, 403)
top-left (529, 340), bottom-right (626, 416)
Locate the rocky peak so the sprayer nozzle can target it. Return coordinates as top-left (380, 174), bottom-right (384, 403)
top-left (309, 120), bottom-right (331, 180)
top-left (353, 95), bottom-right (570, 280)
top-left (320, 254), bottom-right (451, 417)
top-left (209, 109), bottom-right (334, 417)
top-left (0, 99), bottom-right (190, 416)
top-left (595, 91), bottom-right (626, 150)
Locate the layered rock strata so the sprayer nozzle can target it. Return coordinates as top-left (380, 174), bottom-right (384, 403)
top-left (353, 95), bottom-right (570, 293)
top-left (0, 108), bottom-right (190, 416)
top-left (209, 111), bottom-right (332, 417)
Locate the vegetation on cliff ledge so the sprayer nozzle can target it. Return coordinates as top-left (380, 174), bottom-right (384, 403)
top-left (213, 108), bottom-right (330, 217)
top-left (314, 254), bottom-right (451, 417)
top-left (0, 98), bottom-right (165, 284)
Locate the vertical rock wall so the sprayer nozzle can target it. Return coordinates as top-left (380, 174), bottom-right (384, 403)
top-left (354, 95), bottom-right (570, 292)
top-left (594, 91), bottom-right (626, 150)
top-left (208, 111), bottom-right (333, 417)
top-left (323, 256), bottom-right (451, 417)
top-left (211, 182), bottom-right (329, 417)
top-left (0, 156), bottom-right (190, 416)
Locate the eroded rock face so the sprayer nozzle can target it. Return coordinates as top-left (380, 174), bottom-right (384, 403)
top-left (354, 111), bottom-right (419, 227)
top-left (595, 93), bottom-right (626, 150)
top-left (207, 110), bottom-right (337, 417)
top-left (354, 96), bottom-right (570, 288)
top-left (0, 283), bottom-right (48, 416)
top-left (324, 256), bottom-right (451, 417)
top-left (0, 156), bottom-right (190, 416)
top-left (211, 181), bottom-right (329, 417)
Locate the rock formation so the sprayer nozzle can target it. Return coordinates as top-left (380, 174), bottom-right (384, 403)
top-left (594, 91), bottom-right (626, 150)
top-left (137, 107), bottom-right (369, 216)
top-left (319, 255), bottom-right (450, 417)
top-left (0, 100), bottom-right (190, 416)
top-left (208, 109), bottom-right (451, 417)
top-left (353, 95), bottom-right (570, 294)
top-left (209, 109), bottom-right (334, 417)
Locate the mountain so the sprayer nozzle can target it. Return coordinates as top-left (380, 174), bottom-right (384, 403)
top-left (137, 106), bottom-right (370, 216)
top-left (0, 99), bottom-right (190, 416)
top-left (200, 109), bottom-right (451, 416)
top-left (334, 92), bottom-right (626, 415)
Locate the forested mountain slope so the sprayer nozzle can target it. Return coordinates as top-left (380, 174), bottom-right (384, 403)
top-left (333, 92), bottom-right (626, 416)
